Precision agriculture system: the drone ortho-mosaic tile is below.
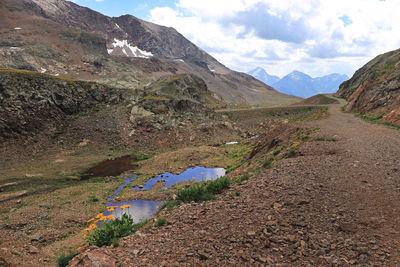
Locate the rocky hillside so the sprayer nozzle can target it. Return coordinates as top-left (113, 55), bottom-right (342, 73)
top-left (0, 68), bottom-right (125, 141)
top-left (0, 0), bottom-right (298, 106)
top-left (336, 48), bottom-right (400, 125)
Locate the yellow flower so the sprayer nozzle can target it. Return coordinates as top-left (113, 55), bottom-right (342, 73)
top-left (96, 213), bottom-right (103, 218)
top-left (87, 218), bottom-right (95, 223)
top-left (83, 234), bottom-right (87, 239)
top-left (107, 206), bottom-right (116, 212)
top-left (107, 215), bottom-right (114, 220)
top-left (201, 172), bottom-right (205, 175)
top-left (120, 204), bottom-right (132, 210)
top-left (84, 228), bottom-right (91, 231)
top-left (89, 224), bottom-right (97, 229)
top-left (100, 216), bottom-right (107, 221)
top-left (192, 177), bottom-right (196, 180)
top-left (94, 220), bottom-right (99, 224)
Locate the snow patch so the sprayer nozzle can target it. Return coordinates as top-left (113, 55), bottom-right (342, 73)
top-left (208, 64), bottom-right (215, 72)
top-left (108, 39), bottom-right (153, 58)
top-left (10, 47), bottom-right (20, 50)
top-left (40, 68), bottom-right (47, 73)
top-left (174, 59), bottom-right (185, 63)
top-left (14, 27), bottom-right (22, 30)
top-left (226, 141), bottom-right (239, 145)
top-left (115, 23), bottom-right (121, 29)
top-left (55, 73), bottom-right (60, 76)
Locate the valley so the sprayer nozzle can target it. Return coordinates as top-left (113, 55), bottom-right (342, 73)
top-left (0, 0), bottom-right (399, 266)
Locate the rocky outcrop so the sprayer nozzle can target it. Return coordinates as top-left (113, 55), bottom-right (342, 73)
top-left (0, 68), bottom-right (124, 140)
top-left (139, 74), bottom-right (216, 116)
top-left (336, 48), bottom-right (400, 125)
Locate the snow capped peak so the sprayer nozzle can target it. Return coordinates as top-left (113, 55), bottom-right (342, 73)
top-left (108, 38), bottom-right (153, 58)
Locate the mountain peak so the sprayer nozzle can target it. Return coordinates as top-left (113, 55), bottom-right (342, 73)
top-left (248, 67), bottom-right (280, 86)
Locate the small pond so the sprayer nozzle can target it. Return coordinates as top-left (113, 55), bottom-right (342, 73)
top-left (132, 166), bottom-right (226, 191)
top-left (95, 166), bottom-right (226, 224)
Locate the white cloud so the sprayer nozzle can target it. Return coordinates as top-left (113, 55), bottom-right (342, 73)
top-left (149, 0), bottom-right (400, 77)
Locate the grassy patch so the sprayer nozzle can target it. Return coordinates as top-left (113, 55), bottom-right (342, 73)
top-left (262, 157), bottom-right (275, 168)
top-left (176, 176), bottom-right (232, 203)
top-left (56, 252), bottom-right (78, 267)
top-left (130, 151), bottom-right (152, 160)
top-left (233, 174), bottom-right (251, 183)
top-left (159, 200), bottom-right (180, 211)
top-left (154, 217), bottom-right (167, 227)
top-left (359, 114), bottom-right (400, 129)
top-left (206, 177), bottom-right (231, 194)
top-left (313, 137), bottom-right (337, 142)
top-left (176, 183), bottom-right (215, 202)
top-left (87, 195), bottom-right (99, 203)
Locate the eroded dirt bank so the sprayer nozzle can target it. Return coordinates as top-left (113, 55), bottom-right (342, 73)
top-left (72, 99), bottom-right (400, 266)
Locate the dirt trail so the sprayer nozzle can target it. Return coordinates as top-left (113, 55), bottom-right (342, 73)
top-left (71, 99), bottom-right (400, 266)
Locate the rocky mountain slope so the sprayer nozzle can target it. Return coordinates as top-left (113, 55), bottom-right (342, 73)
top-left (0, 68), bottom-right (125, 141)
top-left (336, 48), bottom-right (400, 125)
top-left (248, 67), bottom-right (348, 98)
top-left (0, 0), bottom-right (298, 106)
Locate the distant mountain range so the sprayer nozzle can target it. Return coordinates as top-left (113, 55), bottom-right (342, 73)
top-left (248, 67), bottom-right (349, 98)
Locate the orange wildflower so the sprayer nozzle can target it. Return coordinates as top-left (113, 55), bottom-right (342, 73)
top-left (84, 228), bottom-right (91, 231)
top-left (96, 213), bottom-right (103, 218)
top-left (89, 224), bottom-right (97, 229)
top-left (87, 218), bottom-right (95, 223)
top-left (107, 215), bottom-right (114, 220)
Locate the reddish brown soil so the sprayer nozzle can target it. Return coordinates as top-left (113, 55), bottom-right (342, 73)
top-left (72, 98), bottom-right (400, 266)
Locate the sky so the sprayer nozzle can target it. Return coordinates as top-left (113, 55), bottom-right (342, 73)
top-left (72, 0), bottom-right (400, 78)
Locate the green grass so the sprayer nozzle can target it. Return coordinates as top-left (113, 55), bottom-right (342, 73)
top-left (176, 183), bottom-right (215, 202)
top-left (226, 160), bottom-right (245, 173)
top-left (272, 148), bottom-right (282, 156)
top-left (154, 217), bottom-right (167, 227)
top-left (87, 195), bottom-right (99, 203)
top-left (233, 174), bottom-right (251, 183)
top-left (262, 157), bottom-right (275, 168)
top-left (359, 114), bottom-right (400, 129)
top-left (175, 176), bottom-right (232, 203)
top-left (206, 177), bottom-right (231, 194)
top-left (56, 252), bottom-right (78, 267)
top-left (282, 148), bottom-right (297, 158)
top-left (313, 137), bottom-right (337, 142)
top-left (158, 200), bottom-right (180, 211)
top-left (130, 151), bottom-right (152, 160)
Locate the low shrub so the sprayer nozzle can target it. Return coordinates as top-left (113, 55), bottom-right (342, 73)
top-left (86, 214), bottom-right (147, 247)
top-left (206, 177), bottom-right (231, 194)
top-left (56, 252), bottom-right (78, 267)
top-left (176, 183), bottom-right (215, 203)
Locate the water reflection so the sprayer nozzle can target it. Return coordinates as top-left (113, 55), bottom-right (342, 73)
top-left (132, 166), bottom-right (226, 191)
top-left (102, 200), bottom-right (163, 223)
top-left (108, 176), bottom-right (137, 201)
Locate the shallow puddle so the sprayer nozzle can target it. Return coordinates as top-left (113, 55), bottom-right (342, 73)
top-left (102, 200), bottom-right (163, 224)
top-left (82, 155), bottom-right (138, 179)
top-left (132, 166), bottom-right (226, 191)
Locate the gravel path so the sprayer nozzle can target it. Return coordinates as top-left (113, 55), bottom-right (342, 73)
top-left (71, 99), bottom-right (400, 266)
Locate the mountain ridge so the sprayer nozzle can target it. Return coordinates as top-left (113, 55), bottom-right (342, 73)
top-left (248, 67), bottom-right (349, 98)
top-left (0, 0), bottom-right (299, 106)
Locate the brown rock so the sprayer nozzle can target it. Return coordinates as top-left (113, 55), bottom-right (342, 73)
top-left (68, 251), bottom-right (118, 267)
